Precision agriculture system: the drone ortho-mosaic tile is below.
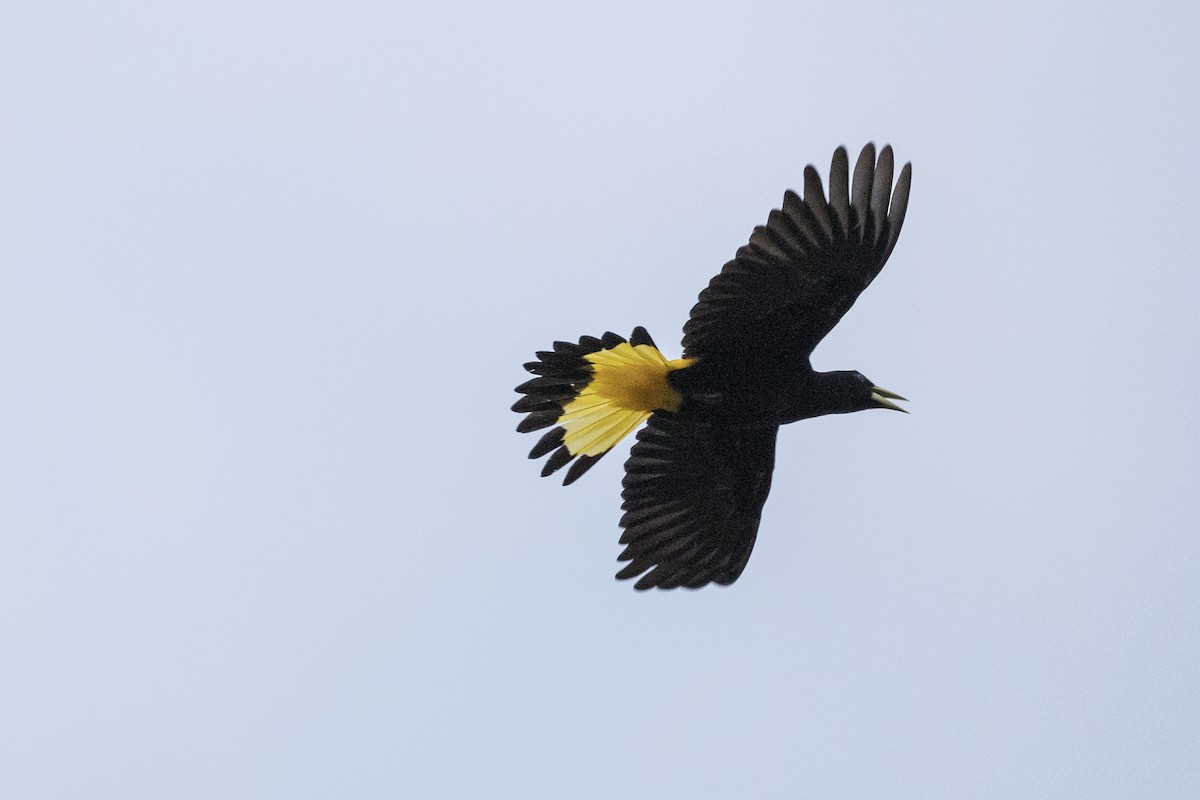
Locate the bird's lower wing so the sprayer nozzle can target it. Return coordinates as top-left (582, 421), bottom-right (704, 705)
top-left (617, 410), bottom-right (779, 590)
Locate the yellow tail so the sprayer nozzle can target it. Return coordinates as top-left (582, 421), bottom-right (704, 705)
top-left (513, 327), bottom-right (694, 484)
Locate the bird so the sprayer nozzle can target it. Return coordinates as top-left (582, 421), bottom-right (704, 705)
top-left (512, 143), bottom-right (912, 590)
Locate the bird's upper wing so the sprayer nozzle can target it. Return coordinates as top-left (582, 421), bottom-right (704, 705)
top-left (617, 410), bottom-right (779, 590)
top-left (681, 144), bottom-right (911, 362)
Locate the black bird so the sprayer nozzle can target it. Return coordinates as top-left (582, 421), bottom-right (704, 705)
top-left (513, 143), bottom-right (912, 590)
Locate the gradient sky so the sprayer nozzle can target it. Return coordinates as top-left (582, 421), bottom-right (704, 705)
top-left (2, 1), bottom-right (1198, 797)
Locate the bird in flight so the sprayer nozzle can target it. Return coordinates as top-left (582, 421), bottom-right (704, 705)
top-left (513, 144), bottom-right (912, 590)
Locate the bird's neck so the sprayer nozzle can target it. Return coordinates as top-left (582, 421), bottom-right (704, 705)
top-left (778, 369), bottom-right (856, 424)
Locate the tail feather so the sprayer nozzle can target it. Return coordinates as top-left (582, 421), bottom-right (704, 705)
top-left (513, 326), bottom-right (694, 485)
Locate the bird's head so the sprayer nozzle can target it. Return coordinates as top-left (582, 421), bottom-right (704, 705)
top-left (818, 370), bottom-right (908, 416)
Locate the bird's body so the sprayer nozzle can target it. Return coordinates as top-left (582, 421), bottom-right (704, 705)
top-left (668, 356), bottom-right (890, 425)
top-left (513, 144), bottom-right (913, 590)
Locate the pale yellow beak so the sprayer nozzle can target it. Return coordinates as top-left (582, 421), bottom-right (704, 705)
top-left (871, 386), bottom-right (908, 413)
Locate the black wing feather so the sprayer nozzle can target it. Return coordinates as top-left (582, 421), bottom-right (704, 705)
top-left (617, 410), bottom-right (779, 590)
top-left (681, 143), bottom-right (912, 361)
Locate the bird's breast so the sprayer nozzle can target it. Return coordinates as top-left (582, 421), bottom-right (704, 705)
top-left (668, 356), bottom-right (807, 425)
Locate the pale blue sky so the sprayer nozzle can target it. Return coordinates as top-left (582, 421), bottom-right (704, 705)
top-left (2, 1), bottom-right (1198, 797)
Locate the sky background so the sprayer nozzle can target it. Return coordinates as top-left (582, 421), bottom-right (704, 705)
top-left (2, 1), bottom-right (1198, 797)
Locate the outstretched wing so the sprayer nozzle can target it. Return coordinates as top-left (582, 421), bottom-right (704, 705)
top-left (617, 410), bottom-right (779, 590)
top-left (681, 144), bottom-right (911, 362)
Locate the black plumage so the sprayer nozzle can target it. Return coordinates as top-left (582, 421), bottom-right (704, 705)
top-left (514, 144), bottom-right (913, 589)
